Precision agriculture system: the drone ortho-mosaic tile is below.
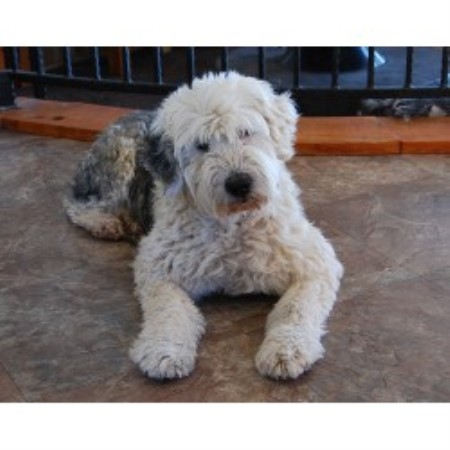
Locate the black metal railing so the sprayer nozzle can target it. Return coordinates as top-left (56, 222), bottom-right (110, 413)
top-left (1, 47), bottom-right (449, 115)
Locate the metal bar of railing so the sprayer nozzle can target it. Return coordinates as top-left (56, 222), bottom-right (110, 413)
top-left (292, 47), bottom-right (301, 88)
top-left (331, 47), bottom-right (340, 88)
top-left (187, 47), bottom-right (196, 83)
top-left (258, 47), bottom-right (266, 79)
top-left (404, 47), bottom-right (414, 88)
top-left (153, 47), bottom-right (163, 84)
top-left (2, 48), bottom-right (17, 71)
top-left (92, 47), bottom-right (101, 80)
top-left (31, 47), bottom-right (45, 75)
top-left (63, 47), bottom-right (73, 78)
top-left (440, 47), bottom-right (449, 88)
top-left (10, 47), bottom-right (19, 71)
top-left (30, 47), bottom-right (46, 98)
top-left (0, 48), bottom-right (17, 107)
top-left (367, 47), bottom-right (375, 88)
top-left (122, 47), bottom-right (132, 83)
top-left (221, 47), bottom-right (229, 72)
top-left (0, 68), bottom-right (15, 107)
top-left (10, 71), bottom-right (176, 95)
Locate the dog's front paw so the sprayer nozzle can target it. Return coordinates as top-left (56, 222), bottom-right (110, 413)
top-left (255, 330), bottom-right (324, 380)
top-left (129, 334), bottom-right (196, 380)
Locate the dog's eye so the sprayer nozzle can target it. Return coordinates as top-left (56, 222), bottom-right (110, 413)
top-left (196, 142), bottom-right (210, 152)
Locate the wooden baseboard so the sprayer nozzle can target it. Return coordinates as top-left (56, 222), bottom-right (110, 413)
top-left (0, 98), bottom-right (134, 141)
top-left (1, 97), bottom-right (450, 154)
top-left (298, 116), bottom-right (450, 155)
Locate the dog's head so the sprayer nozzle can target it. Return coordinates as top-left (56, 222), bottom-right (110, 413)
top-left (143, 72), bottom-right (299, 218)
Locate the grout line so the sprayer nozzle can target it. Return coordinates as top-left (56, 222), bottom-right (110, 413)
top-left (0, 360), bottom-right (27, 402)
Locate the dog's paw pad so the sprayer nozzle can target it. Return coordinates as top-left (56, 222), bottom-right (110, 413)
top-left (255, 338), bottom-right (322, 380)
top-left (130, 338), bottom-right (195, 380)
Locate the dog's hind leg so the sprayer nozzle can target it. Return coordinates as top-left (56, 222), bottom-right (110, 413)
top-left (64, 133), bottom-right (148, 241)
top-left (64, 197), bottom-right (130, 240)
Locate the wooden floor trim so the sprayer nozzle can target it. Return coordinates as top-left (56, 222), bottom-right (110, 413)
top-left (1, 97), bottom-right (450, 154)
top-left (0, 98), bottom-right (134, 142)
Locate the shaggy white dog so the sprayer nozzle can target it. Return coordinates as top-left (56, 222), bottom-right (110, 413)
top-left (66, 72), bottom-right (343, 380)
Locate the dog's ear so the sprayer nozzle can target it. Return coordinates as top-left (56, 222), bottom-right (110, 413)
top-left (259, 85), bottom-right (299, 162)
top-left (137, 133), bottom-right (178, 186)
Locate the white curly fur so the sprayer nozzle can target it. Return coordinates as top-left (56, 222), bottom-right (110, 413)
top-left (128, 72), bottom-right (343, 380)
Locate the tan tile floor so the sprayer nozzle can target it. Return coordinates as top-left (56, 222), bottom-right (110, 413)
top-left (0, 130), bottom-right (449, 402)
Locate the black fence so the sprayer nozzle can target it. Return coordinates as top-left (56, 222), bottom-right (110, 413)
top-left (1, 47), bottom-right (449, 115)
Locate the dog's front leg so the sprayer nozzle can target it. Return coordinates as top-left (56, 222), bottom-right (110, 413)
top-left (130, 281), bottom-right (206, 379)
top-left (255, 278), bottom-right (338, 380)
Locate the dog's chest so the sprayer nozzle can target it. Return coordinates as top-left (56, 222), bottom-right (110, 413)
top-left (163, 215), bottom-right (295, 298)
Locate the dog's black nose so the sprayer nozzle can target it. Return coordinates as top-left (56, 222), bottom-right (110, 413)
top-left (225, 172), bottom-right (253, 199)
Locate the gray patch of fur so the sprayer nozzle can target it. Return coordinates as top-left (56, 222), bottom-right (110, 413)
top-left (66, 110), bottom-right (177, 240)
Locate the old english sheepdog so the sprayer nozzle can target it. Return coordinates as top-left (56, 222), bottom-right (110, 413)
top-left (65, 72), bottom-right (343, 380)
